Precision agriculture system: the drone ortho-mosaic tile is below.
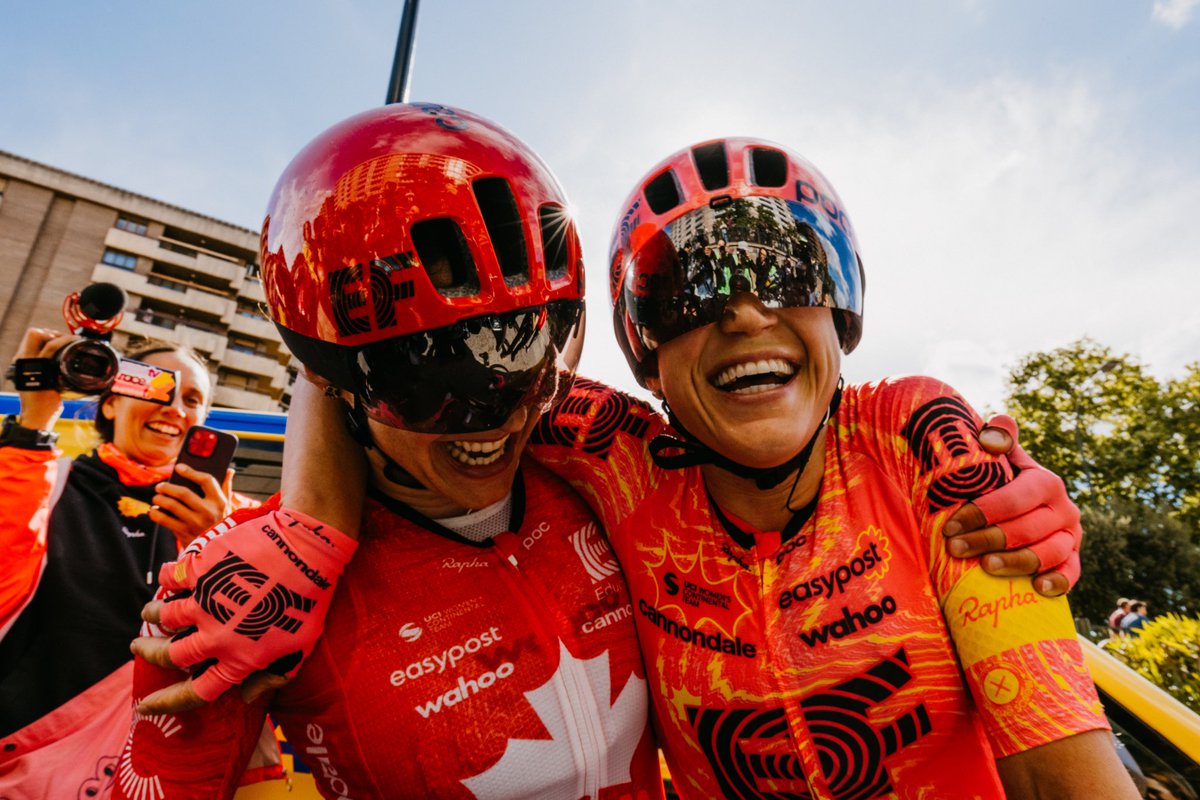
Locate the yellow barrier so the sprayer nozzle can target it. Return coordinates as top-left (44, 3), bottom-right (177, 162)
top-left (1079, 634), bottom-right (1200, 763)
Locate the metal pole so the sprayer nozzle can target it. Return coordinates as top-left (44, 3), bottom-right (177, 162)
top-left (386, 0), bottom-right (421, 104)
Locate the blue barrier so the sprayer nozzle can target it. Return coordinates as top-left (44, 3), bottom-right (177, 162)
top-left (0, 392), bottom-right (288, 438)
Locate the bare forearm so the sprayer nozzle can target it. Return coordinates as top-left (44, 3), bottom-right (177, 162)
top-left (996, 730), bottom-right (1139, 799)
top-left (279, 376), bottom-right (367, 538)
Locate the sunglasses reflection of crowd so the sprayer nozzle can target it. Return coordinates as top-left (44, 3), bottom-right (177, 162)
top-left (675, 218), bottom-right (834, 315)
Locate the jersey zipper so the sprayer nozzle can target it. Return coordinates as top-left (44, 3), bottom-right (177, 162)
top-left (491, 531), bottom-right (606, 800)
top-left (754, 532), bottom-right (831, 799)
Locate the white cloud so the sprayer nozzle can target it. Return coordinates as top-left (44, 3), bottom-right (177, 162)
top-left (1152, 0), bottom-right (1200, 29)
top-left (563, 68), bottom-right (1200, 411)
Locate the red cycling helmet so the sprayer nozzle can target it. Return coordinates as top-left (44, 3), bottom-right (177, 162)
top-left (261, 103), bottom-right (585, 433)
top-left (608, 138), bottom-right (864, 387)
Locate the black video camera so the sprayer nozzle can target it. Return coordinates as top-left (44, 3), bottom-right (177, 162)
top-left (7, 283), bottom-right (180, 405)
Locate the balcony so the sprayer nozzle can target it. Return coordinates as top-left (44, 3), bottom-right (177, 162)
top-left (92, 262), bottom-right (236, 320)
top-left (239, 278), bottom-right (266, 304)
top-left (213, 384), bottom-right (280, 412)
top-left (229, 312), bottom-right (280, 343)
top-left (105, 229), bottom-right (242, 288)
top-left (115, 310), bottom-right (227, 358)
top-left (104, 228), bottom-right (156, 262)
top-left (220, 347), bottom-right (288, 389)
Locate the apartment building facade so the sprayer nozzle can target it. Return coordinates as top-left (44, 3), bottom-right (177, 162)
top-left (0, 149), bottom-right (296, 411)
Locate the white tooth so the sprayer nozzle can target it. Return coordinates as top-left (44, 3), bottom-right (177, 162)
top-left (447, 436), bottom-right (507, 465)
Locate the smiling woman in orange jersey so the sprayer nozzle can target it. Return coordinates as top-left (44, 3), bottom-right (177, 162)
top-left (524, 138), bottom-right (1135, 798)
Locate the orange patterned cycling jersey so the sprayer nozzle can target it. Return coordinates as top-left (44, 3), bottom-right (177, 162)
top-left (531, 375), bottom-right (1108, 800)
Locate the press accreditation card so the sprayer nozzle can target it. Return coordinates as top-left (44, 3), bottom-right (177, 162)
top-left (110, 358), bottom-right (179, 406)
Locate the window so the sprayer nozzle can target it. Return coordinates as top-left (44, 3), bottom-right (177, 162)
top-left (160, 240), bottom-right (197, 257)
top-left (116, 216), bottom-right (149, 236)
top-left (228, 335), bottom-right (268, 356)
top-left (236, 300), bottom-right (267, 320)
top-left (218, 371), bottom-right (253, 390)
top-left (132, 308), bottom-right (178, 330)
top-left (147, 274), bottom-right (187, 292)
top-left (102, 249), bottom-right (138, 271)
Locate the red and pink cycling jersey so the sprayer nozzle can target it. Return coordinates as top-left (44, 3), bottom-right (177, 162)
top-left (115, 460), bottom-right (662, 800)
top-left (531, 375), bottom-right (1108, 799)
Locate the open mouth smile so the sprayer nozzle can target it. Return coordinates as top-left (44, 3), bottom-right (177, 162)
top-left (445, 435), bottom-right (510, 467)
top-left (146, 421), bottom-right (183, 437)
top-left (710, 358), bottom-right (798, 395)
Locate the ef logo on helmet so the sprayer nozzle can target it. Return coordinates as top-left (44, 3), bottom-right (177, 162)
top-left (329, 253), bottom-right (417, 337)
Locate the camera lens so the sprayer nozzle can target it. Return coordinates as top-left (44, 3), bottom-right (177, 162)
top-left (57, 339), bottom-right (120, 393)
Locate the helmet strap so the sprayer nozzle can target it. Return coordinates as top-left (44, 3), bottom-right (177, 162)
top-left (649, 377), bottom-right (843, 491)
top-left (343, 396), bottom-right (426, 489)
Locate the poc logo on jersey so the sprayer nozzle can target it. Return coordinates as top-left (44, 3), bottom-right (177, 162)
top-left (571, 522), bottom-right (620, 582)
top-left (522, 520), bottom-right (552, 550)
top-left (399, 622), bottom-right (422, 643)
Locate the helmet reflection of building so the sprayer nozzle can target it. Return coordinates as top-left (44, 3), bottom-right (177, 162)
top-left (259, 103), bottom-right (586, 434)
top-left (607, 137), bottom-right (864, 388)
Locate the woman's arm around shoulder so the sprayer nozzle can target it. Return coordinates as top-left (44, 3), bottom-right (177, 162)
top-left (528, 375), bottom-right (665, 529)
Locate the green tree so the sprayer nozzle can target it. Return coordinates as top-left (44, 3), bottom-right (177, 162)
top-left (1004, 339), bottom-right (1164, 508)
top-left (1159, 363), bottom-right (1200, 532)
top-left (1073, 500), bottom-right (1200, 624)
top-left (1002, 339), bottom-right (1200, 622)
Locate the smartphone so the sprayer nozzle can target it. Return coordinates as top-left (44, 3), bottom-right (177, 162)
top-left (168, 425), bottom-right (239, 498)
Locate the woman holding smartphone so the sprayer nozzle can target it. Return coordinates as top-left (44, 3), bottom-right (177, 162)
top-left (0, 332), bottom-right (248, 793)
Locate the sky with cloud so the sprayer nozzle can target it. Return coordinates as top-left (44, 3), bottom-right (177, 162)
top-left (2, 1), bottom-right (1197, 411)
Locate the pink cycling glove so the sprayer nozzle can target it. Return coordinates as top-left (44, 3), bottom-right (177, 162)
top-left (974, 414), bottom-right (1083, 588)
top-left (152, 503), bottom-right (357, 701)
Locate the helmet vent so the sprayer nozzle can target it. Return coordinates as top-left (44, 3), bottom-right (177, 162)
top-left (473, 177), bottom-right (530, 287)
top-left (539, 204), bottom-right (572, 283)
top-left (749, 147), bottom-right (787, 187)
top-left (411, 218), bottom-right (480, 298)
top-left (644, 170), bottom-right (682, 215)
top-left (692, 142), bottom-right (729, 191)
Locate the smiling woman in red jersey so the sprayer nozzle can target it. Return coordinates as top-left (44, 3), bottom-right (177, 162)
top-left (114, 104), bottom-right (663, 800)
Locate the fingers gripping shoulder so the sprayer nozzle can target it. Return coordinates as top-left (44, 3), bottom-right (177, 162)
top-left (969, 444), bottom-right (1083, 585)
top-left (153, 506), bottom-right (357, 701)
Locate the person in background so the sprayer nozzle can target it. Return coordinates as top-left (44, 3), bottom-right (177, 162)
top-left (0, 331), bottom-right (252, 796)
top-left (1121, 600), bottom-right (1150, 635)
top-left (1108, 597), bottom-right (1132, 636)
